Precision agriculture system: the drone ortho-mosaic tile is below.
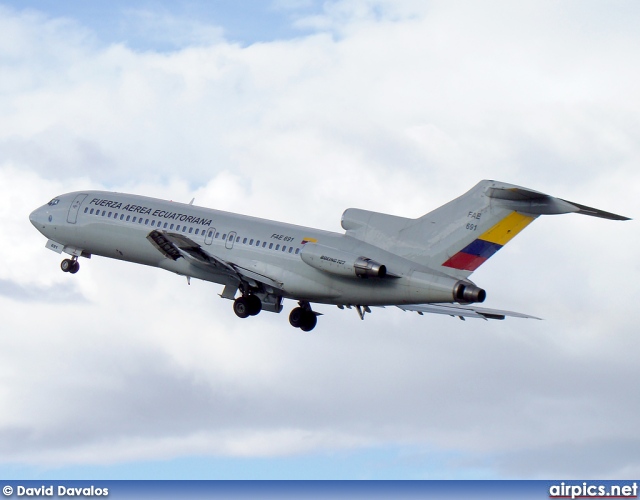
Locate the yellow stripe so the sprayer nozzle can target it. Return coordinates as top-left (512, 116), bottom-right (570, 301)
top-left (480, 212), bottom-right (535, 246)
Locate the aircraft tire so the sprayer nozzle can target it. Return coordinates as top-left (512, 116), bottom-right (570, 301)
top-left (60, 259), bottom-right (74, 273)
top-left (233, 297), bottom-right (250, 319)
top-left (69, 261), bottom-right (80, 274)
top-left (299, 312), bottom-right (317, 332)
top-left (247, 295), bottom-right (262, 316)
top-left (289, 307), bottom-right (304, 328)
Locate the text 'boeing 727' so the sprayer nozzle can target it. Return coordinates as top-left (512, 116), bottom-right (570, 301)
top-left (29, 180), bottom-right (629, 331)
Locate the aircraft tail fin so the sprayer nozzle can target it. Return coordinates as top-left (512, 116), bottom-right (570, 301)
top-left (342, 180), bottom-right (629, 278)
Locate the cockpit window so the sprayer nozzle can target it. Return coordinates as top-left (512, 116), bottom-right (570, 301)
top-left (48, 199), bottom-right (60, 206)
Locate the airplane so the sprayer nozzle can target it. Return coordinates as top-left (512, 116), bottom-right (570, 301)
top-left (29, 180), bottom-right (629, 331)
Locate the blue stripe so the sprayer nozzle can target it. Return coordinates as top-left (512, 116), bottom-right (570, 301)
top-left (460, 239), bottom-right (502, 259)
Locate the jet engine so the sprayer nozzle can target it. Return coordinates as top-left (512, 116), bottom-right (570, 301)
top-left (300, 243), bottom-right (387, 278)
top-left (404, 271), bottom-right (487, 304)
top-left (454, 281), bottom-right (487, 303)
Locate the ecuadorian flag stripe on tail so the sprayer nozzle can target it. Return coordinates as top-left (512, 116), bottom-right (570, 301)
top-left (443, 212), bottom-right (535, 271)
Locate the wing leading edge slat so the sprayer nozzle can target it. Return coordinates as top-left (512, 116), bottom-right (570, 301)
top-left (147, 230), bottom-right (284, 290)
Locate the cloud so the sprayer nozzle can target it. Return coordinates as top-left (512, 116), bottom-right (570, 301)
top-left (0, 0), bottom-right (638, 479)
top-left (0, 279), bottom-right (87, 303)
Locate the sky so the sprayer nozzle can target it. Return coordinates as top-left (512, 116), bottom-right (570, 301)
top-left (0, 0), bottom-right (639, 481)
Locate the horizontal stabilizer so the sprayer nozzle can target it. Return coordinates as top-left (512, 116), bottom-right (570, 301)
top-left (559, 199), bottom-right (631, 221)
top-left (487, 186), bottom-right (630, 220)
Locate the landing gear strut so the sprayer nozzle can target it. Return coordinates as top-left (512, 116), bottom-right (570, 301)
top-left (289, 302), bottom-right (318, 331)
top-left (61, 258), bottom-right (80, 274)
top-left (233, 294), bottom-right (262, 318)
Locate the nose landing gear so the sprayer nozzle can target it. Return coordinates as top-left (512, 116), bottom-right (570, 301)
top-left (60, 258), bottom-right (80, 274)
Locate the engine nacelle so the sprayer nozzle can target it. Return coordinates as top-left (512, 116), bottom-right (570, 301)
top-left (454, 281), bottom-right (487, 303)
top-left (300, 243), bottom-right (387, 278)
top-left (405, 272), bottom-right (487, 304)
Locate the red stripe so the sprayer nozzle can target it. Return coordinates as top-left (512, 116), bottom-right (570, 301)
top-left (442, 252), bottom-right (488, 271)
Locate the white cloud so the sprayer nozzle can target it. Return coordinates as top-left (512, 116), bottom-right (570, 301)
top-left (0, 0), bottom-right (638, 478)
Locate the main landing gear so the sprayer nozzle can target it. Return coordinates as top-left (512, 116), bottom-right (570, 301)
top-left (60, 258), bottom-right (80, 274)
top-left (289, 302), bottom-right (318, 332)
top-left (233, 294), bottom-right (262, 318)
top-left (231, 294), bottom-right (319, 331)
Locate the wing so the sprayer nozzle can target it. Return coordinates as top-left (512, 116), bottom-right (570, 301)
top-left (397, 303), bottom-right (542, 321)
top-left (146, 230), bottom-right (284, 290)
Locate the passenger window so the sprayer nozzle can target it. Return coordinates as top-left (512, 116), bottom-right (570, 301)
top-left (282, 246), bottom-right (286, 252)
top-left (249, 239), bottom-right (254, 245)
top-left (144, 219), bottom-right (149, 225)
top-left (132, 217), bottom-right (137, 223)
top-left (90, 209), bottom-right (94, 215)
top-left (163, 222), bottom-right (168, 228)
top-left (295, 248), bottom-right (300, 254)
top-left (256, 240), bottom-right (260, 246)
top-left (108, 212), bottom-right (112, 218)
top-left (195, 229), bottom-right (199, 235)
top-left (289, 247), bottom-right (293, 253)
top-left (269, 243), bottom-right (273, 249)
top-left (208, 230), bottom-right (213, 237)
top-left (263, 242), bottom-right (267, 248)
top-left (222, 234), bottom-right (227, 240)
top-left (215, 232), bottom-right (220, 238)
top-left (243, 238), bottom-right (247, 244)
top-left (102, 211), bottom-right (106, 216)
top-left (276, 244), bottom-right (280, 250)
top-left (127, 215), bottom-right (131, 222)
top-left (84, 208), bottom-right (88, 213)
top-left (236, 236), bottom-right (240, 242)
top-left (189, 227), bottom-right (193, 234)
top-left (182, 226), bottom-right (187, 232)
top-left (114, 213), bottom-right (118, 219)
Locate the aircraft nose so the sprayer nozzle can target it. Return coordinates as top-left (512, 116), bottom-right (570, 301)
top-left (29, 208), bottom-right (38, 227)
top-left (29, 207), bottom-right (45, 229)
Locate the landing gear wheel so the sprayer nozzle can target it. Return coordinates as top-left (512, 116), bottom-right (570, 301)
top-left (289, 307), bottom-right (304, 328)
top-left (290, 307), bottom-right (318, 331)
top-left (299, 312), bottom-right (318, 332)
top-left (246, 295), bottom-right (262, 316)
top-left (69, 261), bottom-right (80, 274)
top-left (61, 259), bottom-right (74, 273)
top-left (233, 296), bottom-right (250, 318)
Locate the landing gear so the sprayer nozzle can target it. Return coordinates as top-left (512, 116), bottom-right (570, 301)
top-left (246, 295), bottom-right (262, 316)
top-left (233, 294), bottom-right (262, 319)
top-left (289, 303), bottom-right (318, 331)
top-left (61, 258), bottom-right (79, 274)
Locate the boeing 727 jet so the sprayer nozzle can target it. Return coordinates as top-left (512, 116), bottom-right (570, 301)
top-left (29, 180), bottom-right (629, 331)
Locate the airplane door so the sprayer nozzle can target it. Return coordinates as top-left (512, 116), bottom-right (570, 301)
top-left (67, 193), bottom-right (87, 224)
top-left (225, 231), bottom-right (237, 250)
top-left (204, 227), bottom-right (216, 245)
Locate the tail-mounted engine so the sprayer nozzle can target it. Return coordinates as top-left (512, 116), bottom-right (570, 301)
top-left (300, 243), bottom-right (387, 278)
top-left (454, 281), bottom-right (487, 303)
top-left (405, 271), bottom-right (487, 304)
